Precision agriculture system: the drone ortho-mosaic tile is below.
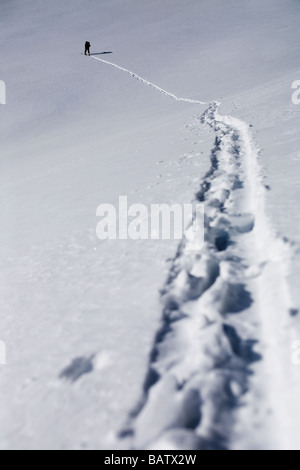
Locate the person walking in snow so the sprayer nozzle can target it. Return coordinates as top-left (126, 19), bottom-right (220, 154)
top-left (85, 41), bottom-right (91, 56)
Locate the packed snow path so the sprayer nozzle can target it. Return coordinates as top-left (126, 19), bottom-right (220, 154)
top-left (91, 56), bottom-right (209, 105)
top-left (90, 57), bottom-right (294, 450)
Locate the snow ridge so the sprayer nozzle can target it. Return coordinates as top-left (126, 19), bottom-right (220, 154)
top-left (91, 56), bottom-right (209, 105)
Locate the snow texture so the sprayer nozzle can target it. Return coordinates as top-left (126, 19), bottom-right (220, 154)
top-left (0, 0), bottom-right (300, 451)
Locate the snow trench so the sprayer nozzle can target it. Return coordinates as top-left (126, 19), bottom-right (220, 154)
top-left (90, 57), bottom-right (293, 450)
top-left (91, 56), bottom-right (208, 105)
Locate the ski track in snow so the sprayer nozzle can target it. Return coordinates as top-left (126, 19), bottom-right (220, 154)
top-left (90, 57), bottom-right (293, 450)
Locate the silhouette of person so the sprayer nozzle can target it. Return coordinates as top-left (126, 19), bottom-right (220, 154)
top-left (85, 41), bottom-right (91, 56)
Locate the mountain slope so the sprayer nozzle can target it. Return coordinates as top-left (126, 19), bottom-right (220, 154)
top-left (0, 0), bottom-right (299, 450)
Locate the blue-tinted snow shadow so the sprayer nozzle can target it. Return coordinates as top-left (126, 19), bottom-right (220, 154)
top-left (91, 52), bottom-right (113, 56)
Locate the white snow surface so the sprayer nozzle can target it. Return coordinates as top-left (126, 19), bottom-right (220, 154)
top-left (0, 0), bottom-right (300, 450)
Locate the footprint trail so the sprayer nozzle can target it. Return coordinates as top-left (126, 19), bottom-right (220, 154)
top-left (90, 57), bottom-right (293, 450)
top-left (91, 55), bottom-right (209, 105)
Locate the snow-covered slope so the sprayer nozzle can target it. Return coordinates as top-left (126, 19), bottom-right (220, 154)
top-left (0, 0), bottom-right (299, 450)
